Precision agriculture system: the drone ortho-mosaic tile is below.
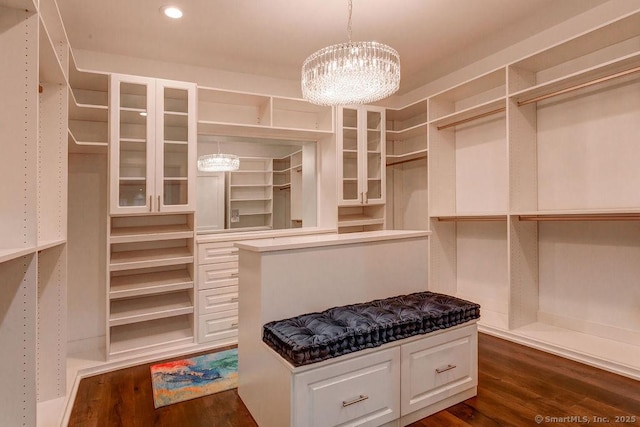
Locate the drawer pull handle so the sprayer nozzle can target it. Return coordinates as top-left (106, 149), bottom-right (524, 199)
top-left (230, 297), bottom-right (239, 303)
top-left (231, 322), bottom-right (238, 328)
top-left (231, 273), bottom-right (239, 278)
top-left (342, 395), bottom-right (369, 407)
top-left (435, 364), bottom-right (457, 374)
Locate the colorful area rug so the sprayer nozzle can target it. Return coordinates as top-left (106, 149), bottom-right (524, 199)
top-left (150, 348), bottom-right (238, 408)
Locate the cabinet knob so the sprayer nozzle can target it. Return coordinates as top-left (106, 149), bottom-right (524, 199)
top-left (342, 395), bottom-right (369, 407)
top-left (435, 364), bottom-right (457, 374)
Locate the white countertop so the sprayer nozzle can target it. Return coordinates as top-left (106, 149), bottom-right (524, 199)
top-left (196, 227), bottom-right (337, 243)
top-left (235, 229), bottom-right (431, 252)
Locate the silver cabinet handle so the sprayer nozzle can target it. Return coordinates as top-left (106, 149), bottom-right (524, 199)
top-left (342, 395), bottom-right (369, 407)
top-left (435, 364), bottom-right (457, 374)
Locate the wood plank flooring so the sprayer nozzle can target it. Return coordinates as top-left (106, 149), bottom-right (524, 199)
top-left (68, 334), bottom-right (640, 426)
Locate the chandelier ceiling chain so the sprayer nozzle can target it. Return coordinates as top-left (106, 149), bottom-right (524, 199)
top-left (301, 0), bottom-right (401, 106)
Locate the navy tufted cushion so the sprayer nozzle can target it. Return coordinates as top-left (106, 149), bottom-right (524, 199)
top-left (262, 291), bottom-right (480, 366)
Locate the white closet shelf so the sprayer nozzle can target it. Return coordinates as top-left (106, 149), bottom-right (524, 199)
top-left (109, 315), bottom-right (194, 357)
top-left (229, 184), bottom-right (272, 188)
top-left (0, 246), bottom-right (36, 264)
top-left (435, 213), bottom-right (508, 221)
top-left (37, 239), bottom-right (66, 252)
top-left (69, 52), bottom-right (108, 92)
top-left (386, 122), bottom-right (427, 140)
top-left (68, 96), bottom-right (108, 122)
top-left (110, 247), bottom-right (193, 271)
top-left (386, 149), bottom-right (428, 166)
top-left (164, 111), bottom-right (188, 116)
top-left (337, 214), bottom-right (385, 227)
top-left (386, 99), bottom-right (428, 123)
top-left (68, 129), bottom-right (107, 154)
top-left (110, 224), bottom-right (194, 243)
top-left (230, 198), bottom-right (271, 202)
top-left (430, 98), bottom-right (506, 130)
top-left (109, 291), bottom-right (194, 327)
top-left (239, 212), bottom-right (271, 216)
top-left (197, 121), bottom-right (333, 141)
top-left (511, 52), bottom-right (640, 106)
top-left (110, 269), bottom-right (194, 299)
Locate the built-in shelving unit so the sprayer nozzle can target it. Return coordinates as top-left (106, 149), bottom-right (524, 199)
top-left (428, 11), bottom-right (640, 379)
top-left (227, 157), bottom-right (273, 230)
top-left (385, 99), bottom-right (429, 231)
top-left (337, 106), bottom-right (386, 233)
top-left (107, 214), bottom-right (196, 359)
top-left (0, 0), bottom-right (72, 424)
top-left (197, 87), bottom-right (334, 140)
top-left (67, 51), bottom-right (109, 154)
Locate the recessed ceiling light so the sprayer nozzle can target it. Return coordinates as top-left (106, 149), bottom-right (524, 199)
top-left (161, 6), bottom-right (183, 19)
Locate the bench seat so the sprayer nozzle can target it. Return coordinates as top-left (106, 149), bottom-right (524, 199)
top-left (262, 291), bottom-right (481, 366)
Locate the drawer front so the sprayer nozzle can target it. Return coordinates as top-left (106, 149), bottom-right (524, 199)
top-left (293, 347), bottom-right (400, 427)
top-left (198, 264), bottom-right (238, 290)
top-left (400, 324), bottom-right (477, 415)
top-left (198, 242), bottom-right (238, 264)
top-left (199, 288), bottom-right (239, 314)
top-left (198, 313), bottom-right (239, 343)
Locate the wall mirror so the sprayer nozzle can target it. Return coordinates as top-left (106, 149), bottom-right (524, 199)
top-left (196, 135), bottom-right (317, 234)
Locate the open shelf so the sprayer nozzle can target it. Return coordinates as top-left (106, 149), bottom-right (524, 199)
top-left (430, 98), bottom-right (506, 130)
top-left (109, 315), bottom-right (194, 357)
top-left (110, 247), bottom-right (193, 271)
top-left (386, 149), bottom-right (428, 166)
top-left (110, 268), bottom-right (193, 300)
top-left (337, 214), bottom-right (385, 228)
top-left (109, 291), bottom-right (193, 327)
top-left (510, 52), bottom-right (640, 106)
top-left (0, 247), bottom-right (37, 264)
top-left (110, 224), bottom-right (193, 243)
top-left (198, 120), bottom-right (333, 141)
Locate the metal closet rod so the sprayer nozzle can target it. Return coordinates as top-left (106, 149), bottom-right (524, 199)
top-left (436, 107), bottom-right (506, 131)
top-left (386, 153), bottom-right (428, 167)
top-left (517, 65), bottom-right (640, 106)
top-left (519, 214), bottom-right (640, 221)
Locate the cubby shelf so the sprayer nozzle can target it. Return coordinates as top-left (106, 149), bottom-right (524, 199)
top-left (337, 214), bottom-right (385, 228)
top-left (109, 315), bottom-right (194, 358)
top-left (110, 224), bottom-right (194, 243)
top-left (430, 98), bottom-right (506, 130)
top-left (110, 247), bottom-right (194, 271)
top-left (0, 247), bottom-right (37, 264)
top-left (386, 149), bottom-right (428, 166)
top-left (109, 291), bottom-right (194, 327)
top-left (110, 269), bottom-right (194, 299)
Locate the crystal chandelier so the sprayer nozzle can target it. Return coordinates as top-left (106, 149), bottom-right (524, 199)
top-left (301, 0), bottom-right (400, 106)
top-left (197, 142), bottom-right (240, 172)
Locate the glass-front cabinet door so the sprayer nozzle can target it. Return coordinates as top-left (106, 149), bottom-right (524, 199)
top-left (337, 106), bottom-right (385, 206)
top-left (110, 75), bottom-right (196, 214)
top-left (155, 79), bottom-right (196, 212)
top-left (110, 74), bottom-right (155, 214)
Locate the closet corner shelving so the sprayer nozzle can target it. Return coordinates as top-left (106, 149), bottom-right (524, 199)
top-left (227, 157), bottom-right (274, 230)
top-left (197, 87), bottom-right (334, 141)
top-left (67, 51), bottom-right (109, 154)
top-left (428, 10), bottom-right (640, 380)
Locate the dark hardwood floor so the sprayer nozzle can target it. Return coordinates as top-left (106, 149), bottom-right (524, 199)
top-left (68, 334), bottom-right (640, 426)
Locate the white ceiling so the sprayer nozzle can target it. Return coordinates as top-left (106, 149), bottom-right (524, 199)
top-left (57, 0), bottom-right (607, 94)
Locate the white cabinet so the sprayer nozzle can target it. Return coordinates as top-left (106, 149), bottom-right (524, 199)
top-left (293, 347), bottom-right (401, 427)
top-left (197, 241), bottom-right (239, 345)
top-left (109, 74), bottom-right (196, 214)
top-left (337, 106), bottom-right (386, 233)
top-left (337, 106), bottom-right (386, 206)
top-left (400, 324), bottom-right (477, 416)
